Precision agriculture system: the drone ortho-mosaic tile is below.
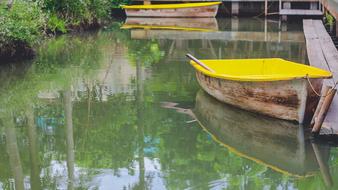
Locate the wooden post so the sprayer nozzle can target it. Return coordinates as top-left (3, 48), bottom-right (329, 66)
top-left (281, 2), bottom-right (291, 21)
top-left (265, 0), bottom-right (268, 17)
top-left (279, 0), bottom-right (282, 14)
top-left (231, 2), bottom-right (239, 16)
top-left (311, 86), bottom-right (330, 125)
top-left (312, 87), bottom-right (337, 134)
top-left (144, 0), bottom-right (151, 5)
top-left (310, 2), bottom-right (318, 10)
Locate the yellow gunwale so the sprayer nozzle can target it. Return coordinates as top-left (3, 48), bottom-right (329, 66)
top-left (190, 58), bottom-right (333, 82)
top-left (121, 24), bottom-right (215, 32)
top-left (121, 2), bottom-right (221, 9)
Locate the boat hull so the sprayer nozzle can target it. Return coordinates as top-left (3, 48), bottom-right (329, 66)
top-left (196, 71), bottom-right (323, 123)
top-left (124, 5), bottom-right (219, 17)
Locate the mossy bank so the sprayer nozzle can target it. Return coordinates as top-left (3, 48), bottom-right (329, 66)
top-left (0, 0), bottom-right (130, 62)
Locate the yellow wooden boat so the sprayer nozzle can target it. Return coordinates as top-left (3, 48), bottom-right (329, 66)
top-left (121, 2), bottom-right (221, 18)
top-left (187, 55), bottom-right (332, 123)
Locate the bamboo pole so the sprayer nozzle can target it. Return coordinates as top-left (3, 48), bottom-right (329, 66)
top-left (311, 86), bottom-right (330, 125)
top-left (186, 54), bottom-right (215, 73)
top-left (312, 87), bottom-right (336, 134)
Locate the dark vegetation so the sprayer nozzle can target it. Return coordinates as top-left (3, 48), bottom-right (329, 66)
top-left (0, 0), bottom-right (131, 61)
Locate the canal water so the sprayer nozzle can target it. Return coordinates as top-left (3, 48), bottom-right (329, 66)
top-left (0, 18), bottom-right (337, 190)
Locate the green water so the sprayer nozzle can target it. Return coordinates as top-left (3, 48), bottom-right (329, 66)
top-left (0, 18), bottom-right (337, 190)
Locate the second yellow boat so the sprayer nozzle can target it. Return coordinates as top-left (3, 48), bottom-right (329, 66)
top-left (121, 2), bottom-right (221, 17)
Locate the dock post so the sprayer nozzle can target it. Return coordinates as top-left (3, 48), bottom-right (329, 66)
top-left (265, 0), bottom-right (268, 16)
top-left (311, 86), bottom-right (331, 125)
top-left (144, 0), bottom-right (151, 5)
top-left (231, 2), bottom-right (239, 16)
top-left (312, 87), bottom-right (337, 134)
top-left (281, 2), bottom-right (291, 21)
top-left (310, 2), bottom-right (318, 10)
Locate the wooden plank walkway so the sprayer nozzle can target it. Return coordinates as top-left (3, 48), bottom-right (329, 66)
top-left (280, 9), bottom-right (323, 16)
top-left (303, 19), bottom-right (338, 135)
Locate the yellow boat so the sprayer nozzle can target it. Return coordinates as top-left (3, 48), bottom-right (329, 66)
top-left (121, 2), bottom-right (221, 18)
top-left (187, 55), bottom-right (332, 123)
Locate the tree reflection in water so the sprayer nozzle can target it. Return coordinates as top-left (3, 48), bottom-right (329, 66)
top-left (0, 19), bottom-right (337, 190)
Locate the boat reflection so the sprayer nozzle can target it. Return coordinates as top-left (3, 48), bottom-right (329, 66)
top-left (121, 17), bottom-right (304, 43)
top-left (162, 90), bottom-right (331, 178)
top-left (122, 17), bottom-right (219, 32)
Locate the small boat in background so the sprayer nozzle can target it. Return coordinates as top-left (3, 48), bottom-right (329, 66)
top-left (187, 54), bottom-right (332, 123)
top-left (121, 2), bottom-right (221, 18)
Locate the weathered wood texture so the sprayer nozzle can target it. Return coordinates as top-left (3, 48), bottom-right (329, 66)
top-left (303, 19), bottom-right (338, 134)
top-left (125, 4), bottom-right (219, 17)
top-left (312, 88), bottom-right (336, 133)
top-left (193, 90), bottom-right (326, 176)
top-left (311, 86), bottom-right (330, 125)
top-left (196, 71), bottom-right (322, 123)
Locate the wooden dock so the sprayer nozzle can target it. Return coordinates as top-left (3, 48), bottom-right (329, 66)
top-left (132, 0), bottom-right (326, 17)
top-left (303, 19), bottom-right (338, 135)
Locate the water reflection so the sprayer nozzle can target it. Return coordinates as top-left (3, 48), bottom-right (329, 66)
top-left (165, 91), bottom-right (323, 176)
top-left (123, 17), bottom-right (219, 31)
top-left (0, 18), bottom-right (337, 189)
top-left (122, 18), bottom-right (307, 63)
top-left (162, 91), bottom-right (336, 188)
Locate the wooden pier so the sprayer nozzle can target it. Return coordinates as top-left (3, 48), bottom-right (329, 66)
top-left (303, 19), bottom-right (338, 135)
top-left (132, 0), bottom-right (326, 17)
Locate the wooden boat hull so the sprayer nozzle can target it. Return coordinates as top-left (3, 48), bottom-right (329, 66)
top-left (124, 4), bottom-right (219, 18)
top-left (196, 71), bottom-right (323, 123)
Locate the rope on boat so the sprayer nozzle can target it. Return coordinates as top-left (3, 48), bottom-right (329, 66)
top-left (306, 74), bottom-right (338, 97)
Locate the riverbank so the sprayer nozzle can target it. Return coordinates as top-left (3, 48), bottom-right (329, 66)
top-left (0, 0), bottom-right (123, 62)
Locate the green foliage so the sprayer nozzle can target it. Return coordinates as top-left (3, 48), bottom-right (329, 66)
top-left (1, 0), bottom-right (121, 57)
top-left (0, 0), bottom-right (46, 46)
top-left (127, 40), bottom-right (165, 67)
top-left (47, 14), bottom-right (67, 34)
top-left (111, 0), bottom-right (131, 8)
top-left (38, 0), bottom-right (112, 26)
top-left (325, 12), bottom-right (335, 26)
